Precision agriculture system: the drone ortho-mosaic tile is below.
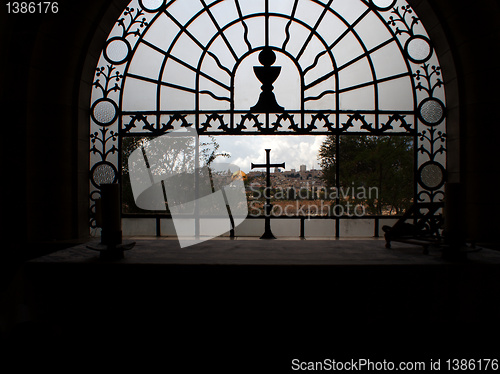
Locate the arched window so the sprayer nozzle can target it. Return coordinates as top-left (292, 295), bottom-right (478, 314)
top-left (89, 0), bottom-right (446, 236)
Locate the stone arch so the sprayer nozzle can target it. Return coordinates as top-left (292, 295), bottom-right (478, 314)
top-left (84, 1), bottom-right (456, 237)
top-left (10, 0), bottom-right (495, 246)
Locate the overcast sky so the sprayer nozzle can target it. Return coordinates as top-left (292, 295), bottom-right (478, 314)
top-left (208, 135), bottom-right (327, 173)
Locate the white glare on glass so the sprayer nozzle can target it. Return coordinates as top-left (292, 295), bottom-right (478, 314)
top-left (128, 129), bottom-right (248, 248)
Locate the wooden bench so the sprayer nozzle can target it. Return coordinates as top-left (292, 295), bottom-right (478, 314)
top-left (383, 202), bottom-right (444, 254)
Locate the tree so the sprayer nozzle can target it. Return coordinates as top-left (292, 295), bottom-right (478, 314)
top-left (318, 135), bottom-right (414, 215)
top-left (121, 134), bottom-right (229, 214)
top-left (199, 135), bottom-right (230, 166)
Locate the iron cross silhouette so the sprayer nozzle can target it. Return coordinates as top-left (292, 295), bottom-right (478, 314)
top-left (251, 149), bottom-right (285, 239)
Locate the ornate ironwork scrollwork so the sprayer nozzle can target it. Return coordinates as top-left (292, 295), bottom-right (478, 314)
top-left (272, 113), bottom-right (296, 132)
top-left (418, 128), bottom-right (446, 162)
top-left (90, 128), bottom-right (118, 162)
top-left (311, 113), bottom-right (335, 133)
top-left (89, 190), bottom-right (102, 229)
top-left (117, 6), bottom-right (149, 38)
top-left (414, 64), bottom-right (443, 98)
top-left (345, 113), bottom-right (372, 133)
top-left (217, 114), bottom-right (249, 134)
top-left (162, 113), bottom-right (192, 133)
top-left (384, 114), bottom-right (413, 134)
top-left (199, 113), bottom-right (220, 133)
top-left (123, 114), bottom-right (152, 133)
top-left (238, 113), bottom-right (262, 133)
top-left (93, 65), bottom-right (123, 99)
top-left (387, 5), bottom-right (419, 37)
top-left (88, 0), bottom-right (448, 231)
top-left (361, 119), bottom-right (393, 135)
top-left (417, 128), bottom-right (446, 202)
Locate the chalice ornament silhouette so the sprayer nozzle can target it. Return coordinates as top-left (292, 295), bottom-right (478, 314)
top-left (251, 47), bottom-right (284, 113)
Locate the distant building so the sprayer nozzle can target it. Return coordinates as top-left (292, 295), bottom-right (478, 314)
top-left (300, 165), bottom-right (307, 173)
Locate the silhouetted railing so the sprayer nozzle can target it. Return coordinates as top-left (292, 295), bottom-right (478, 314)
top-left (122, 214), bottom-right (404, 239)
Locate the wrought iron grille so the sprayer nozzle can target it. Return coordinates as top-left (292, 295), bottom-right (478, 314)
top-left (89, 0), bottom-right (447, 231)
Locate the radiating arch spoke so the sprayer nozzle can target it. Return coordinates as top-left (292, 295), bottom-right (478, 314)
top-left (127, 72), bottom-right (197, 93)
top-left (200, 0), bottom-right (239, 61)
top-left (235, 0), bottom-right (252, 51)
top-left (338, 72), bottom-right (411, 94)
top-left (282, 0), bottom-right (300, 51)
top-left (305, 37), bottom-right (396, 90)
top-left (295, 0), bottom-right (333, 61)
top-left (300, 6), bottom-right (371, 74)
top-left (163, 8), bottom-right (211, 55)
top-left (140, 40), bottom-right (231, 91)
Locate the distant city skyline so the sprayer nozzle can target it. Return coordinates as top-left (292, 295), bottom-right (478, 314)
top-left (209, 135), bottom-right (327, 173)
